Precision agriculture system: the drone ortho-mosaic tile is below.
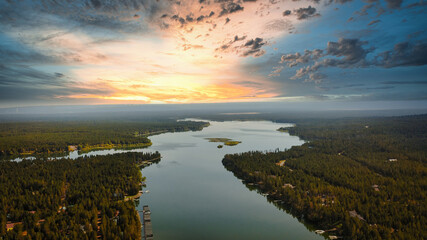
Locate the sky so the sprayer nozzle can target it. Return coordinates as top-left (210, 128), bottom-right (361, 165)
top-left (0, 0), bottom-right (426, 108)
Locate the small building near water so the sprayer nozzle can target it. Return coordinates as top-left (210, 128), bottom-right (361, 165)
top-left (6, 222), bottom-right (22, 231)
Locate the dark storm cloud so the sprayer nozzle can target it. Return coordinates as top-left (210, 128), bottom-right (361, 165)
top-left (375, 42), bottom-right (427, 68)
top-left (241, 38), bottom-right (266, 57)
top-left (232, 35), bottom-right (246, 42)
top-left (294, 6), bottom-right (320, 20)
top-left (171, 11), bottom-right (215, 26)
top-left (196, 11), bottom-right (215, 22)
top-left (278, 38), bottom-right (427, 81)
top-left (171, 15), bottom-right (186, 25)
top-left (276, 38), bottom-right (371, 79)
top-left (283, 10), bottom-right (292, 16)
top-left (216, 35), bottom-right (247, 51)
top-left (218, 2), bottom-right (244, 17)
top-left (90, 0), bottom-right (102, 9)
top-left (0, 0), bottom-right (176, 35)
top-left (325, 38), bottom-right (371, 66)
top-left (280, 49), bottom-right (324, 67)
top-left (0, 43), bottom-right (55, 65)
top-left (282, 6), bottom-right (320, 20)
top-left (332, 0), bottom-right (353, 4)
top-left (217, 36), bottom-right (266, 57)
top-left (186, 15), bottom-right (194, 22)
top-left (0, 65), bottom-right (45, 86)
top-left (0, 64), bottom-right (112, 102)
top-left (0, 64), bottom-right (70, 87)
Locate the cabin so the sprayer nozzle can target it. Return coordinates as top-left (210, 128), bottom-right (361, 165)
top-left (68, 145), bottom-right (78, 151)
top-left (6, 222), bottom-right (22, 231)
top-left (276, 160), bottom-right (286, 167)
top-left (283, 183), bottom-right (295, 189)
top-left (372, 184), bottom-right (380, 191)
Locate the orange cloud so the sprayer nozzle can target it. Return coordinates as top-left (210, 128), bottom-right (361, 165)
top-left (15, 0), bottom-right (322, 104)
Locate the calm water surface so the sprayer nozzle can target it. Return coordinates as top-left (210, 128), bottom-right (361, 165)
top-left (138, 120), bottom-right (322, 240)
top-left (13, 119), bottom-right (323, 239)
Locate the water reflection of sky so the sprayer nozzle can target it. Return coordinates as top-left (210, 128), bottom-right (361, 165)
top-left (10, 120), bottom-right (319, 240)
top-left (138, 120), bottom-right (320, 240)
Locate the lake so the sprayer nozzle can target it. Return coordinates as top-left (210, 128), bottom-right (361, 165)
top-left (138, 119), bottom-right (323, 240)
top-left (11, 119), bottom-right (323, 239)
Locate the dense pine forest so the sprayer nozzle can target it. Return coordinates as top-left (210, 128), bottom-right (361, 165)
top-left (223, 114), bottom-right (427, 240)
top-left (0, 121), bottom-right (208, 157)
top-left (0, 152), bottom-right (160, 239)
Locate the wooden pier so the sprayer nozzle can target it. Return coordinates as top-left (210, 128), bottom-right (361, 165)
top-left (142, 205), bottom-right (153, 240)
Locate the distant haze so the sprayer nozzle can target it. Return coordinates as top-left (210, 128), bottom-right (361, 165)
top-left (0, 101), bottom-right (426, 122)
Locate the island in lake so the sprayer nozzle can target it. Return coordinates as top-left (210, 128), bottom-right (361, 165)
top-left (277, 127), bottom-right (289, 133)
top-left (205, 138), bottom-right (242, 147)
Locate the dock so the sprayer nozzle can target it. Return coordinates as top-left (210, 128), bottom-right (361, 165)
top-left (142, 205), bottom-right (153, 240)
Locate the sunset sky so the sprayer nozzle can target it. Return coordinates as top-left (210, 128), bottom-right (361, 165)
top-left (0, 0), bottom-right (426, 107)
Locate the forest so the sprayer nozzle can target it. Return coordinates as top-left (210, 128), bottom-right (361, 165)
top-left (0, 152), bottom-right (161, 239)
top-left (0, 121), bottom-right (208, 158)
top-left (223, 114), bottom-right (427, 240)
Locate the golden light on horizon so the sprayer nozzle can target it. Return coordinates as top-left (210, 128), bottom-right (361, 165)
top-left (64, 81), bottom-right (279, 104)
top-left (30, 0), bottom-right (314, 105)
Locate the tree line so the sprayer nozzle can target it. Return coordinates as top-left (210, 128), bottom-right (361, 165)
top-left (0, 152), bottom-right (160, 239)
top-left (223, 114), bottom-right (427, 240)
top-left (0, 121), bottom-right (208, 157)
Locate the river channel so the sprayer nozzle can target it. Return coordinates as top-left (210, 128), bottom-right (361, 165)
top-left (137, 119), bottom-right (322, 240)
top-left (13, 119), bottom-right (323, 239)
